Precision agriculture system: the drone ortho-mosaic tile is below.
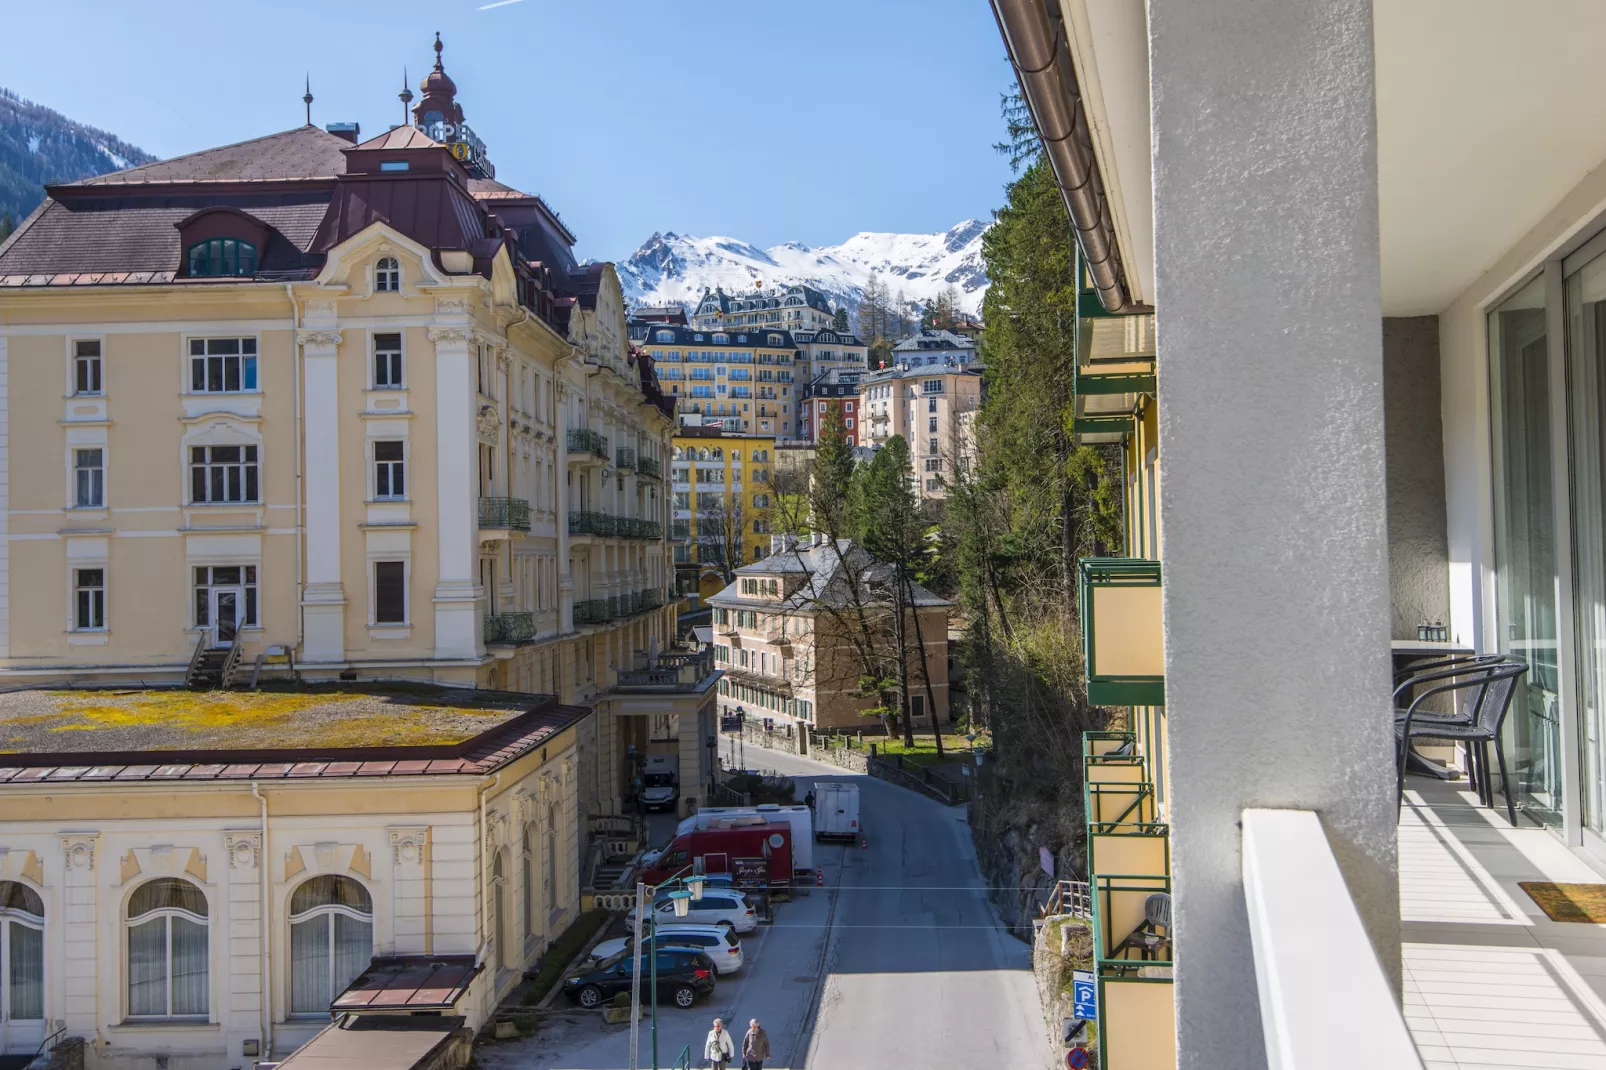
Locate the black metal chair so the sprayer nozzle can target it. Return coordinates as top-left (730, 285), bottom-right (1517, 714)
top-left (1393, 654), bottom-right (1511, 789)
top-left (1395, 660), bottom-right (1527, 825)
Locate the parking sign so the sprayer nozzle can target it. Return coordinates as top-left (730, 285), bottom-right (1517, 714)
top-left (1072, 969), bottom-right (1096, 1019)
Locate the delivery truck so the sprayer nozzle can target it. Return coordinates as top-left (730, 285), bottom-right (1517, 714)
top-left (678, 804), bottom-right (814, 871)
top-left (813, 782), bottom-right (861, 842)
top-left (637, 821), bottom-right (794, 894)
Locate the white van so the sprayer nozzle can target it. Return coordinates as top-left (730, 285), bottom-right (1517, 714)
top-left (814, 783), bottom-right (861, 841)
top-left (642, 755), bottom-right (679, 812)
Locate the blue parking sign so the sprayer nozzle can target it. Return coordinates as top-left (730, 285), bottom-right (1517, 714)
top-left (1072, 970), bottom-right (1097, 1019)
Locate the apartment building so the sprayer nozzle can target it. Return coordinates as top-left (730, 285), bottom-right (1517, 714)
top-left (799, 368), bottom-right (864, 445)
top-left (792, 326), bottom-right (869, 383)
top-left (861, 353), bottom-right (982, 500)
top-left (706, 534), bottom-right (950, 732)
top-left (670, 430), bottom-right (776, 603)
top-left (691, 284), bottom-right (836, 332)
top-left (995, 1), bottom-right (1606, 1067)
top-left (634, 322), bottom-right (798, 436)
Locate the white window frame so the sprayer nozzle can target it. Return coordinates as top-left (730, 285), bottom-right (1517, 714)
top-left (373, 440), bottom-right (407, 500)
top-left (187, 336), bottom-right (259, 395)
top-left (72, 447), bottom-right (105, 508)
top-left (124, 879), bottom-right (210, 1022)
top-left (374, 256), bottom-right (401, 293)
top-left (372, 331), bottom-right (404, 389)
top-left (286, 876), bottom-right (375, 1019)
top-left (193, 564), bottom-right (259, 630)
top-left (372, 559), bottom-right (409, 625)
top-left (189, 444), bottom-right (260, 504)
top-left (73, 567), bottom-right (106, 631)
top-left (71, 338), bottom-right (103, 396)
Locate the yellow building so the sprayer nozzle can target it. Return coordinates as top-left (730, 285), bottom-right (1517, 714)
top-left (635, 322), bottom-right (799, 436)
top-left (669, 430), bottom-right (776, 603)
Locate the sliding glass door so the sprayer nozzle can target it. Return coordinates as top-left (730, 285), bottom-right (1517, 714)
top-left (1490, 277), bottom-right (1564, 827)
top-left (1569, 250), bottom-right (1606, 838)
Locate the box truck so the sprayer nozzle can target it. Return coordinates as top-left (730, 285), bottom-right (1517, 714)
top-left (638, 822), bottom-right (794, 894)
top-left (678, 804), bottom-right (814, 871)
top-left (813, 783), bottom-right (861, 842)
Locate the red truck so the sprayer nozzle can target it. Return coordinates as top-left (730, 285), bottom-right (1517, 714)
top-left (638, 821), bottom-right (794, 894)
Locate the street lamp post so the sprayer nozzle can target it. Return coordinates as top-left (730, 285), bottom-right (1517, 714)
top-left (628, 873), bottom-right (707, 1070)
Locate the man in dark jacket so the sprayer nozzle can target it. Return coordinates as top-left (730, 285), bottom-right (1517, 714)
top-left (742, 1018), bottom-right (771, 1070)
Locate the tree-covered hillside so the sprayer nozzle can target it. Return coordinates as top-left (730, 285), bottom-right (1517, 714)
top-left (0, 88), bottom-right (155, 237)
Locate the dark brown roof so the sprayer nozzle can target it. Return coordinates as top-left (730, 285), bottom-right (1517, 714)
top-left (354, 126), bottom-right (443, 152)
top-left (311, 169), bottom-right (489, 255)
top-left (272, 1015), bottom-right (465, 1069)
top-left (74, 125), bottom-right (351, 186)
top-left (0, 193), bottom-right (330, 280)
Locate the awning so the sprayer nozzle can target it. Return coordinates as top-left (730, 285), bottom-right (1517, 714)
top-left (332, 955), bottom-right (481, 1015)
top-left (270, 1015), bottom-right (465, 1070)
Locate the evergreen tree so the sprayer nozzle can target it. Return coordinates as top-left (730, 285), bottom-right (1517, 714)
top-left (833, 306), bottom-right (849, 332)
top-left (0, 213), bottom-right (13, 244)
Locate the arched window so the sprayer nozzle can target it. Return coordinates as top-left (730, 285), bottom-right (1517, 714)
top-left (0, 882), bottom-right (44, 1026)
top-left (375, 257), bottom-right (400, 292)
top-left (711, 448), bottom-right (723, 460)
top-left (544, 803), bottom-right (560, 914)
top-left (127, 878), bottom-right (209, 1019)
top-left (712, 333), bottom-right (729, 344)
top-left (185, 238), bottom-right (258, 278)
top-left (521, 825), bottom-right (535, 940)
top-left (671, 446), bottom-right (682, 459)
top-left (491, 851), bottom-right (509, 970)
top-left (288, 876), bottom-right (372, 1015)
top-left (697, 448), bottom-right (709, 461)
top-left (655, 330), bottom-right (675, 343)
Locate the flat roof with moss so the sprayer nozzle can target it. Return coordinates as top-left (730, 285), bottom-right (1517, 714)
top-left (0, 684), bottom-right (591, 784)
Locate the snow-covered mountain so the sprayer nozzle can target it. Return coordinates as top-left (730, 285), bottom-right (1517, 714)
top-left (614, 220), bottom-right (990, 319)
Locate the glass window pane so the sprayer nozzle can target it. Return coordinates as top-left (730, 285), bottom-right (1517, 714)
top-left (212, 567), bottom-right (240, 586)
top-left (1571, 253), bottom-right (1606, 835)
top-left (243, 356), bottom-right (257, 391)
top-left (127, 918), bottom-right (167, 1016)
top-left (290, 916), bottom-right (331, 1014)
top-left (169, 916), bottom-right (209, 1016)
top-left (1490, 275), bottom-right (1562, 826)
top-left (9, 920), bottom-right (44, 1019)
top-left (333, 914), bottom-right (372, 995)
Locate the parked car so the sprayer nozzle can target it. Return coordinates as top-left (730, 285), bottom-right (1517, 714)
top-left (562, 948), bottom-right (718, 1010)
top-left (627, 889), bottom-right (758, 934)
top-left (590, 925), bottom-right (745, 974)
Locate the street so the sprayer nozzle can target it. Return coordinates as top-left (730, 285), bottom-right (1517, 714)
top-left (479, 742), bottom-right (1055, 1070)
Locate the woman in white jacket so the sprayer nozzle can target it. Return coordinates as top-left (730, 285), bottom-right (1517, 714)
top-left (704, 1017), bottom-right (736, 1069)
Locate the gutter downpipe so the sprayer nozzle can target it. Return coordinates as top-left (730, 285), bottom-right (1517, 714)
top-left (284, 283), bottom-right (306, 651)
top-left (990, 0), bottom-right (1150, 315)
top-left (251, 783), bottom-right (273, 1059)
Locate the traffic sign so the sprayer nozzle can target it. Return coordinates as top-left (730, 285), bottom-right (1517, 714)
top-left (1067, 1047), bottom-right (1089, 1069)
top-left (1072, 970), bottom-right (1096, 1019)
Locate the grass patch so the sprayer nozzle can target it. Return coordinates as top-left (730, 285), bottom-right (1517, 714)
top-left (522, 909), bottom-right (609, 1006)
top-left (872, 731), bottom-right (991, 768)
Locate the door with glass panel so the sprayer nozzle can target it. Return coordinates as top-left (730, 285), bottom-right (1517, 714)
top-left (1567, 246), bottom-right (1606, 842)
top-left (1490, 276), bottom-right (1564, 826)
top-left (0, 882), bottom-right (45, 1053)
top-left (210, 588), bottom-right (242, 648)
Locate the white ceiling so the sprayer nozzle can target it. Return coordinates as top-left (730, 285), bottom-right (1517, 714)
top-left (1375, 1), bottom-right (1606, 315)
top-left (1063, 0), bottom-right (1606, 318)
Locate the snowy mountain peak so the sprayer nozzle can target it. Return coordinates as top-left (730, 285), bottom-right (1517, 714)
top-left (614, 221), bottom-right (990, 318)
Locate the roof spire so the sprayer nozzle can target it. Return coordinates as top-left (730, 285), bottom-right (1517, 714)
top-left (303, 74), bottom-right (313, 126)
top-left (433, 30), bottom-right (444, 71)
top-left (399, 67), bottom-right (414, 127)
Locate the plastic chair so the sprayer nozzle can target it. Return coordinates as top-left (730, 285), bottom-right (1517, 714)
top-left (1396, 660), bottom-right (1526, 825)
top-left (1113, 892), bottom-right (1171, 962)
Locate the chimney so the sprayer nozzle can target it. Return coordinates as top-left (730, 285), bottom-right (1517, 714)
top-left (326, 122), bottom-right (361, 144)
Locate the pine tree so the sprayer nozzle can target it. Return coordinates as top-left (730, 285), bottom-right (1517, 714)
top-left (833, 306), bottom-right (849, 332)
top-left (0, 213), bottom-right (14, 244)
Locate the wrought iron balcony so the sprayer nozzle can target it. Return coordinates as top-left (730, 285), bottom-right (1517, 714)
top-left (641, 587), bottom-right (666, 610)
top-left (573, 598), bottom-right (608, 626)
top-left (637, 456), bottom-right (661, 480)
top-left (483, 612), bottom-right (535, 645)
top-left (478, 496), bottom-right (531, 531)
top-left (671, 520), bottom-right (690, 539)
top-left (567, 427), bottom-right (609, 459)
top-left (616, 446), bottom-right (636, 470)
top-left (568, 511), bottom-right (616, 537)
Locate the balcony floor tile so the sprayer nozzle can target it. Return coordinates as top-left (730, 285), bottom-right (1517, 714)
top-left (1401, 777), bottom-right (1606, 1069)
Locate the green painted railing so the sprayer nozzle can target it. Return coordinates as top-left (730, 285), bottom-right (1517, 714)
top-left (478, 496), bottom-right (531, 531)
top-left (637, 456), bottom-right (661, 479)
top-left (616, 446), bottom-right (636, 470)
top-left (567, 427), bottom-right (608, 458)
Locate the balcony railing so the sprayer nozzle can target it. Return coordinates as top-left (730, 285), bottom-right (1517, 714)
top-left (637, 456), bottom-right (661, 480)
top-left (478, 496), bottom-right (531, 531)
top-left (616, 648), bottom-right (717, 691)
top-left (567, 427), bottom-right (609, 459)
top-left (1078, 558), bottom-right (1165, 706)
top-left (569, 511), bottom-right (617, 537)
top-left (573, 598), bottom-right (608, 625)
top-left (483, 611), bottom-right (535, 645)
top-left (671, 520), bottom-right (691, 539)
top-left (616, 446), bottom-right (636, 470)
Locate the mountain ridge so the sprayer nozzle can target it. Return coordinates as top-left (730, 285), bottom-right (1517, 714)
top-left (613, 220), bottom-right (990, 319)
top-left (0, 88), bottom-right (157, 228)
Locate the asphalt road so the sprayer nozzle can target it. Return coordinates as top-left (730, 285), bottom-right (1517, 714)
top-left (479, 742), bottom-right (1056, 1070)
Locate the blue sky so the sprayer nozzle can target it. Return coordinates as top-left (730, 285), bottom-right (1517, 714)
top-left (5, 0), bottom-right (1019, 261)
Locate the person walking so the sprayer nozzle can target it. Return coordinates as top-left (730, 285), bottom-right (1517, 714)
top-left (742, 1018), bottom-right (771, 1070)
top-left (704, 1017), bottom-right (735, 1069)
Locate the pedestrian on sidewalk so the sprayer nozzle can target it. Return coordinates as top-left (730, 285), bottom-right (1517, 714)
top-left (704, 1017), bottom-right (735, 1069)
top-left (742, 1018), bottom-right (771, 1070)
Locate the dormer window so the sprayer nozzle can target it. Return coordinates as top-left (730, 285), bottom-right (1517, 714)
top-left (656, 330), bottom-right (675, 343)
top-left (376, 257), bottom-right (400, 292)
top-left (186, 238), bottom-right (257, 278)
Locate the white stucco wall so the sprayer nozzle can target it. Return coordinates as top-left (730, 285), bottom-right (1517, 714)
top-left (1149, 2), bottom-right (1396, 1067)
